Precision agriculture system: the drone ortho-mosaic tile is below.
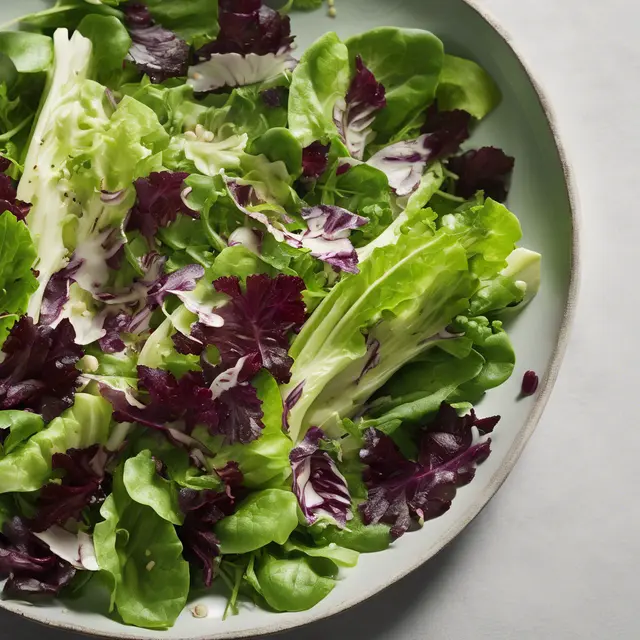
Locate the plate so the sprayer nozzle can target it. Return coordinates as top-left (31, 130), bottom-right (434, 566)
top-left (0, 0), bottom-right (578, 638)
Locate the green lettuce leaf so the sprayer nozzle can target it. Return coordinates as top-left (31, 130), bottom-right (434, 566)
top-left (254, 552), bottom-right (335, 612)
top-left (94, 467), bottom-right (190, 630)
top-left (202, 84), bottom-right (289, 146)
top-left (77, 14), bottom-right (131, 88)
top-left (0, 32), bottom-right (53, 74)
top-left (283, 540), bottom-right (359, 568)
top-left (311, 511), bottom-right (391, 553)
top-left (283, 223), bottom-right (472, 442)
top-left (284, 198), bottom-right (521, 441)
top-left (0, 411), bottom-right (45, 456)
top-left (123, 450), bottom-right (183, 525)
top-left (345, 28), bottom-right (444, 141)
top-left (215, 489), bottom-right (299, 554)
top-left (0, 394), bottom-right (112, 493)
top-left (288, 32), bottom-right (350, 148)
top-left (18, 29), bottom-right (169, 321)
top-left (0, 210), bottom-right (38, 345)
top-left (436, 54), bottom-right (501, 121)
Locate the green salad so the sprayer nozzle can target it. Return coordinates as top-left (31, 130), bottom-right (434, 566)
top-left (0, 0), bottom-right (541, 630)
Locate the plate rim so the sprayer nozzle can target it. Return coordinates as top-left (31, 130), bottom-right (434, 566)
top-left (0, 0), bottom-right (581, 638)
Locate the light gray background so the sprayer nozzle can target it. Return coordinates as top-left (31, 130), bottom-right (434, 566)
top-left (3, 0), bottom-right (637, 638)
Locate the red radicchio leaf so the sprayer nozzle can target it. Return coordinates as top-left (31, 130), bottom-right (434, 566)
top-left (123, 3), bottom-right (190, 84)
top-left (448, 146), bottom-right (515, 202)
top-left (0, 157), bottom-right (11, 173)
top-left (334, 56), bottom-right (387, 161)
top-left (0, 517), bottom-right (76, 599)
top-left (0, 317), bottom-right (83, 423)
top-left (290, 427), bottom-right (352, 528)
top-left (360, 404), bottom-right (497, 538)
top-left (196, 0), bottom-right (294, 59)
top-left (367, 103), bottom-right (471, 197)
top-left (97, 257), bottom-right (205, 349)
top-left (191, 274), bottom-right (306, 384)
top-left (0, 174), bottom-right (31, 221)
top-left (127, 171), bottom-right (196, 239)
top-left (31, 446), bottom-right (110, 533)
top-left (226, 180), bottom-right (365, 273)
top-left (177, 464), bottom-right (242, 587)
top-left (299, 205), bottom-right (368, 274)
top-left (302, 142), bottom-right (330, 179)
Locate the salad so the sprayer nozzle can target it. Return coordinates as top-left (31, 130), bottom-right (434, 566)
top-left (0, 0), bottom-right (541, 630)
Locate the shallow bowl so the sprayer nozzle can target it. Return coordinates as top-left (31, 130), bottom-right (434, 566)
top-left (0, 0), bottom-right (579, 637)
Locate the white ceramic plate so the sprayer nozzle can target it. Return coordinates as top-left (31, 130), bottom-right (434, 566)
top-left (0, 0), bottom-right (579, 638)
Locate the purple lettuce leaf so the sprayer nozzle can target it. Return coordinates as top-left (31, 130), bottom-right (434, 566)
top-left (448, 146), bottom-right (515, 202)
top-left (123, 3), bottom-right (190, 84)
top-left (302, 142), bottom-right (330, 179)
top-left (177, 463), bottom-right (242, 586)
top-left (39, 260), bottom-right (83, 327)
top-left (334, 56), bottom-right (387, 160)
top-left (290, 427), bottom-right (352, 528)
top-left (366, 136), bottom-right (436, 197)
top-left (127, 171), bottom-right (196, 239)
top-left (0, 174), bottom-right (30, 222)
top-left (191, 274), bottom-right (306, 384)
top-left (31, 446), bottom-right (110, 533)
top-left (421, 103), bottom-right (472, 160)
top-left (137, 366), bottom-right (219, 433)
top-left (98, 313), bottom-right (130, 354)
top-left (196, 0), bottom-right (293, 58)
top-left (101, 363), bottom-right (266, 446)
top-left (0, 317), bottom-right (83, 423)
top-left (0, 517), bottom-right (76, 599)
top-left (360, 404), bottom-right (496, 538)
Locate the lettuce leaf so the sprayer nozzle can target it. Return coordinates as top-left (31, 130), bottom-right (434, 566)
top-left (345, 28), bottom-right (444, 141)
top-left (288, 32), bottom-right (350, 148)
top-left (0, 210), bottom-right (37, 345)
top-left (94, 466), bottom-right (189, 630)
top-left (0, 394), bottom-right (112, 494)
top-left (283, 198), bottom-right (521, 442)
top-left (436, 54), bottom-right (501, 120)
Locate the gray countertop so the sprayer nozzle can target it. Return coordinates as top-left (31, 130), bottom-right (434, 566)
top-left (3, 0), bottom-right (639, 638)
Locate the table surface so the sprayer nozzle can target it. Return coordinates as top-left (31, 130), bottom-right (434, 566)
top-left (4, 0), bottom-right (638, 638)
